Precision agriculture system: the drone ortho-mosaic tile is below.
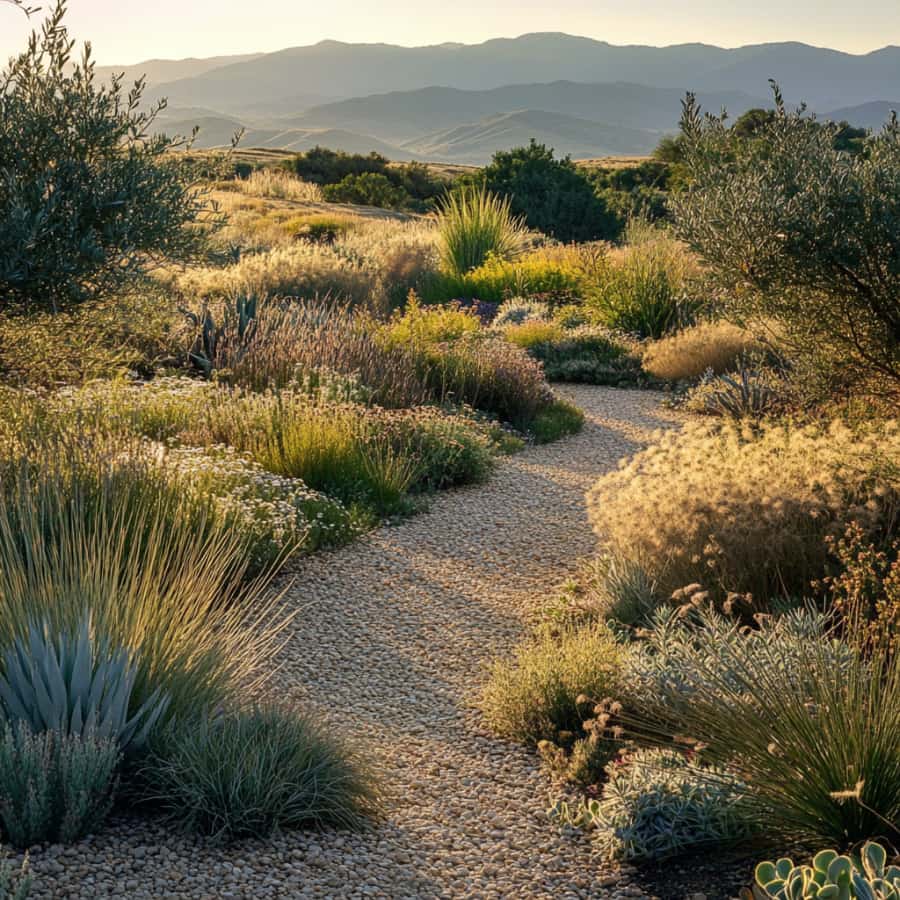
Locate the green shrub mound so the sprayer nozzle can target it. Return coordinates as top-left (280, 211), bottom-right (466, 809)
top-left (479, 622), bottom-right (621, 746)
top-left (140, 706), bottom-right (379, 842)
top-left (552, 748), bottom-right (755, 861)
top-left (0, 722), bottom-right (119, 847)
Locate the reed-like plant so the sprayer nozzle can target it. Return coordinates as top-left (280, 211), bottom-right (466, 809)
top-left (437, 186), bottom-right (527, 276)
top-left (615, 616), bottom-right (900, 847)
top-left (0, 429), bottom-right (290, 729)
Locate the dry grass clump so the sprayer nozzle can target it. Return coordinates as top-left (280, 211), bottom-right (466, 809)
top-left (642, 321), bottom-right (766, 381)
top-left (587, 419), bottom-right (900, 601)
top-left (234, 169), bottom-right (324, 203)
top-left (168, 243), bottom-right (376, 306)
top-left (167, 217), bottom-right (439, 310)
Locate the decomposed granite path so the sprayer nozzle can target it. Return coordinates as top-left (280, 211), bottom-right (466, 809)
top-left (28, 386), bottom-right (682, 900)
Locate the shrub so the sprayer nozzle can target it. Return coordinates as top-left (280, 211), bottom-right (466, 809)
top-left (673, 88), bottom-right (900, 401)
top-left (618, 607), bottom-right (855, 732)
top-left (642, 321), bottom-right (766, 381)
top-left (140, 705), bottom-right (379, 841)
top-left (479, 622), bottom-right (621, 746)
top-left (384, 297), bottom-right (482, 346)
top-left (170, 242), bottom-right (376, 306)
top-left (587, 231), bottom-right (699, 338)
top-left (286, 146), bottom-right (390, 185)
top-left (754, 843), bottom-right (900, 899)
top-left (615, 616), bottom-right (900, 848)
top-left (323, 172), bottom-right (408, 209)
top-left (420, 336), bottom-right (553, 430)
top-left (510, 325), bottom-right (643, 385)
top-left (0, 3), bottom-right (219, 310)
top-left (587, 419), bottom-right (900, 601)
top-left (479, 140), bottom-right (618, 243)
top-left (436, 186), bottom-right (527, 276)
top-left (0, 617), bottom-right (168, 752)
top-left (529, 398), bottom-right (585, 444)
top-left (552, 748), bottom-right (755, 861)
top-left (0, 286), bottom-right (183, 386)
top-left (503, 320), bottom-right (564, 350)
top-left (0, 723), bottom-right (119, 847)
top-left (0, 844), bottom-right (30, 899)
top-left (428, 249), bottom-right (582, 305)
top-left (493, 298), bottom-right (552, 328)
top-left (189, 299), bottom-right (428, 406)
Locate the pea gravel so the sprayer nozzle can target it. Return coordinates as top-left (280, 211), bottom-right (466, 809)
top-left (22, 386), bottom-right (685, 900)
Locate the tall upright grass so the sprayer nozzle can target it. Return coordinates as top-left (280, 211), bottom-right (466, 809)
top-left (617, 617), bottom-right (900, 847)
top-left (437, 186), bottom-right (527, 276)
top-left (235, 169), bottom-right (324, 203)
top-left (0, 429), bottom-right (289, 727)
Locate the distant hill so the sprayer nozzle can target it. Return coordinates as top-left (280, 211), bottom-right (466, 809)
top-left (154, 116), bottom-right (415, 159)
top-left (286, 82), bottom-right (767, 143)
top-left (140, 33), bottom-right (900, 116)
top-left (823, 100), bottom-right (899, 130)
top-left (407, 109), bottom-right (662, 164)
top-left (93, 54), bottom-right (263, 89)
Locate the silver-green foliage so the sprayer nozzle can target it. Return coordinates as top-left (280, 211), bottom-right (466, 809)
top-left (552, 748), bottom-right (754, 860)
top-left (621, 606), bottom-right (852, 714)
top-left (0, 617), bottom-right (168, 751)
top-left (0, 1), bottom-right (223, 310)
top-left (673, 85), bottom-right (900, 396)
top-left (492, 298), bottom-right (552, 328)
top-left (0, 844), bottom-right (30, 900)
top-left (0, 722), bottom-right (119, 847)
top-left (755, 843), bottom-right (900, 900)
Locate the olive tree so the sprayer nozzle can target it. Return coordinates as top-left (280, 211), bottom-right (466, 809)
top-left (0, 1), bottom-right (226, 311)
top-left (672, 84), bottom-right (900, 398)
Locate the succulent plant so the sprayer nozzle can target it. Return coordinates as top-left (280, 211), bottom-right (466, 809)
top-left (0, 616), bottom-right (168, 752)
top-left (698, 366), bottom-right (781, 419)
top-left (184, 291), bottom-right (259, 376)
top-left (754, 843), bottom-right (900, 900)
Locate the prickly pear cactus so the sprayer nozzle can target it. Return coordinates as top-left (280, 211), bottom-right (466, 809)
top-left (754, 842), bottom-right (900, 900)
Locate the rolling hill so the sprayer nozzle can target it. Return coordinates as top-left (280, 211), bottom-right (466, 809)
top-left (407, 110), bottom-right (661, 163)
top-left (284, 82), bottom-right (767, 143)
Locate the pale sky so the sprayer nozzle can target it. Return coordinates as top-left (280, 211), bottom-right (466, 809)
top-left (1, 0), bottom-right (898, 64)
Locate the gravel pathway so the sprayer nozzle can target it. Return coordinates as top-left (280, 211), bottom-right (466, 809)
top-left (26, 386), bottom-right (681, 900)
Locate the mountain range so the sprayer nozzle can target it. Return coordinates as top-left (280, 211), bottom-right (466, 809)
top-left (119, 33), bottom-right (899, 164)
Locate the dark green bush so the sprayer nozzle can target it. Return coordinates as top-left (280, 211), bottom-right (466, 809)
top-left (478, 140), bottom-right (618, 242)
top-left (140, 706), bottom-right (379, 841)
top-left (323, 173), bottom-right (409, 209)
top-left (0, 2), bottom-right (220, 310)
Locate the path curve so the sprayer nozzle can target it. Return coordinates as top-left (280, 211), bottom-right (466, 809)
top-left (29, 386), bottom-right (680, 900)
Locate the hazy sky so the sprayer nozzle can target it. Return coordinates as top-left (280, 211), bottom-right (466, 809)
top-left (1, 0), bottom-right (898, 63)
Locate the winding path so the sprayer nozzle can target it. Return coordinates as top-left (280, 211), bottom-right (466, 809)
top-left (29, 386), bottom-right (680, 900)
